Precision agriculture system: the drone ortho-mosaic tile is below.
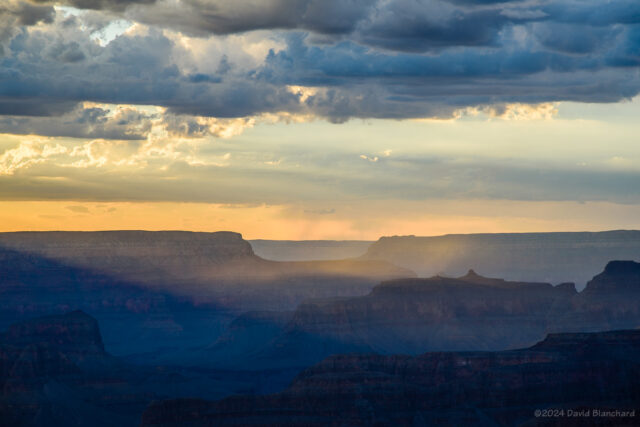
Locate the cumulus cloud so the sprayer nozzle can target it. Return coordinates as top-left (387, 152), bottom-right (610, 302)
top-left (0, 0), bottom-right (54, 46)
top-left (0, 0), bottom-right (639, 126)
top-left (127, 0), bottom-right (374, 37)
top-left (160, 113), bottom-right (259, 139)
top-left (2, 0), bottom-right (640, 220)
top-left (0, 103), bottom-right (155, 139)
top-left (0, 138), bottom-right (67, 175)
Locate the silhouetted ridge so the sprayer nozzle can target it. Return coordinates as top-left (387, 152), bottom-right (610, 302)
top-left (141, 329), bottom-right (640, 427)
top-left (371, 273), bottom-right (554, 295)
top-left (583, 260), bottom-right (640, 293)
top-left (603, 260), bottom-right (640, 275)
top-left (362, 230), bottom-right (640, 288)
top-left (554, 281), bottom-right (577, 293)
top-left (531, 329), bottom-right (640, 351)
top-left (203, 259), bottom-right (640, 371)
top-left (0, 231), bottom-right (412, 314)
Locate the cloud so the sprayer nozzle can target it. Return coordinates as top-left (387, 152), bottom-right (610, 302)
top-left (123, 0), bottom-right (542, 52)
top-left (0, 138), bottom-right (67, 175)
top-left (2, 142), bottom-right (640, 205)
top-left (160, 112), bottom-right (258, 139)
top-left (304, 208), bottom-right (335, 215)
top-left (1, 1), bottom-right (54, 26)
top-left (127, 0), bottom-right (375, 37)
top-left (32, 0), bottom-right (156, 12)
top-left (533, 22), bottom-right (621, 54)
top-left (481, 103), bottom-right (559, 120)
top-left (0, 1), bottom-right (639, 126)
top-left (65, 204), bottom-right (89, 213)
top-left (0, 0), bottom-right (54, 46)
top-left (0, 103), bottom-right (155, 139)
top-left (360, 154), bottom-right (379, 163)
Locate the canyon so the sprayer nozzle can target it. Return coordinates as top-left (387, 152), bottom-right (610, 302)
top-left (142, 329), bottom-right (640, 426)
top-left (0, 231), bottom-right (639, 425)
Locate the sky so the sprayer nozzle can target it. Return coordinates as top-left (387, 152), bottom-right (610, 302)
top-left (0, 0), bottom-right (639, 239)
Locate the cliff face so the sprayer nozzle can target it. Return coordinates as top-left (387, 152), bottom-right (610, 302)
top-left (0, 311), bottom-right (127, 425)
top-left (0, 231), bottom-right (254, 264)
top-left (141, 329), bottom-right (640, 427)
top-left (0, 312), bottom-right (281, 427)
top-left (362, 230), bottom-right (640, 288)
top-left (0, 232), bottom-right (412, 358)
top-left (209, 271), bottom-right (576, 370)
top-left (0, 231), bottom-right (256, 288)
top-left (172, 310), bottom-right (294, 368)
top-left (556, 260), bottom-right (640, 333)
top-left (0, 231), bottom-right (412, 310)
top-left (0, 247), bottom-right (236, 357)
top-left (250, 240), bottom-right (372, 261)
top-left (201, 263), bottom-right (640, 372)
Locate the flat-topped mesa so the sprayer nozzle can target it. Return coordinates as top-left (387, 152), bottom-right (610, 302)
top-left (2, 310), bottom-right (106, 355)
top-left (0, 230), bottom-right (256, 263)
top-left (583, 260), bottom-right (640, 293)
top-left (0, 231), bottom-right (260, 296)
top-left (602, 259), bottom-right (640, 275)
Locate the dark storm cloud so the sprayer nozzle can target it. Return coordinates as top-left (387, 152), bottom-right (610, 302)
top-left (0, 0), bottom-right (639, 130)
top-left (0, 1), bottom-right (54, 45)
top-left (0, 1), bottom-right (53, 25)
top-left (30, 0), bottom-right (156, 12)
top-left (541, 0), bottom-right (640, 26)
top-left (11, 2), bottom-right (54, 25)
top-left (353, 1), bottom-right (525, 52)
top-left (447, 1), bottom-right (524, 4)
top-left (532, 22), bottom-right (621, 54)
top-left (124, 0), bottom-right (542, 52)
top-left (253, 33), bottom-right (639, 120)
top-left (0, 104), bottom-right (155, 139)
top-left (0, 98), bottom-right (77, 116)
top-left (130, 0), bottom-right (375, 36)
top-left (0, 24), bottom-right (300, 121)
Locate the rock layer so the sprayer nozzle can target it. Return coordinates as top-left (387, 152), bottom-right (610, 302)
top-left (142, 329), bottom-right (640, 427)
top-left (198, 262), bottom-right (640, 371)
top-left (0, 232), bottom-right (412, 358)
top-left (0, 231), bottom-right (413, 312)
top-left (362, 230), bottom-right (640, 288)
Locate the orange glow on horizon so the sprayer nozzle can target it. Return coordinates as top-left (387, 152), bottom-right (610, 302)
top-left (1, 200), bottom-right (639, 240)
